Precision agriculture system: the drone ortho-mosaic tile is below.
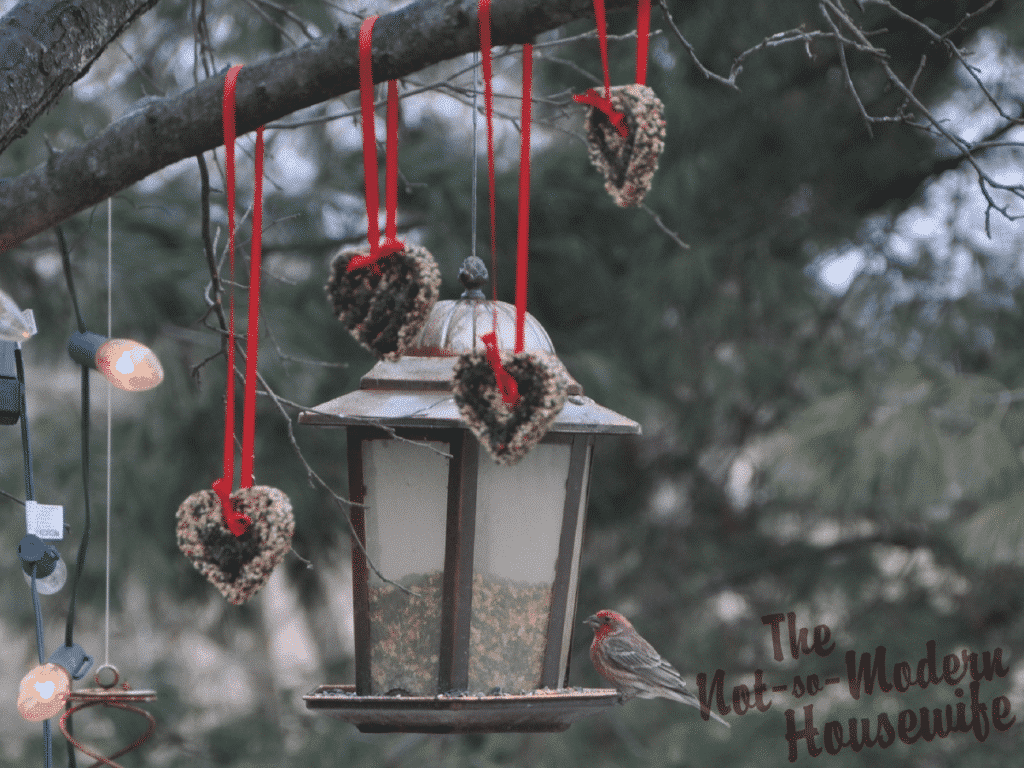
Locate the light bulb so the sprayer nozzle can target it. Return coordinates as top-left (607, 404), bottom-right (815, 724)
top-left (67, 331), bottom-right (164, 392)
top-left (19, 535), bottom-right (67, 595)
top-left (96, 338), bottom-right (164, 392)
top-left (17, 663), bottom-right (71, 721)
top-left (0, 287), bottom-right (36, 343)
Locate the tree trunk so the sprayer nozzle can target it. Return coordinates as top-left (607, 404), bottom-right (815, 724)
top-left (0, 0), bottom-right (632, 252)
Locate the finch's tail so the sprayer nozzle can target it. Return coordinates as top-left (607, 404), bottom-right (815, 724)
top-left (668, 687), bottom-right (731, 728)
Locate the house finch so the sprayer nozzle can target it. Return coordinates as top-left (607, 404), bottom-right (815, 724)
top-left (585, 609), bottom-right (730, 727)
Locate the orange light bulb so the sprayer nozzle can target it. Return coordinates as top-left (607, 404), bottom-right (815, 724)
top-left (17, 663), bottom-right (71, 721)
top-left (96, 338), bottom-right (164, 392)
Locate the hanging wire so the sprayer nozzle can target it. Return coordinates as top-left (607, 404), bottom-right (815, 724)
top-left (471, 50), bottom-right (479, 262)
top-left (105, 198), bottom-right (112, 668)
top-left (56, 227), bottom-right (87, 335)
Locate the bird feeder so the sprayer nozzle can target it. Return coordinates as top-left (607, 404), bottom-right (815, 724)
top-left (300, 261), bottom-right (640, 733)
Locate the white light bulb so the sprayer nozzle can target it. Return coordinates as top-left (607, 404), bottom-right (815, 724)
top-left (22, 556), bottom-right (67, 595)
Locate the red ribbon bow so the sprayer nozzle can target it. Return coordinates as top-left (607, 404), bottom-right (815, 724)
top-left (481, 332), bottom-right (519, 405)
top-left (573, 88), bottom-right (628, 137)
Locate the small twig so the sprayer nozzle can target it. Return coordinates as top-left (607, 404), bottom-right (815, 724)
top-left (1, 488), bottom-right (26, 506)
top-left (820, 2), bottom-right (873, 138)
top-left (657, 0), bottom-right (739, 90)
top-left (641, 204), bottom-right (690, 250)
top-left (196, 153), bottom-right (227, 333)
top-left (536, 51), bottom-right (603, 86)
top-left (942, 0), bottom-right (999, 40)
top-left (264, 321), bottom-right (350, 369)
top-left (248, 0), bottom-right (319, 41)
top-left (897, 54), bottom-right (927, 119)
top-left (249, 364), bottom-right (420, 596)
top-left (241, 0), bottom-right (299, 46)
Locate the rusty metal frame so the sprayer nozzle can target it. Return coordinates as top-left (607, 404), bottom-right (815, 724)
top-left (539, 433), bottom-right (594, 688)
top-left (438, 429), bottom-right (477, 693)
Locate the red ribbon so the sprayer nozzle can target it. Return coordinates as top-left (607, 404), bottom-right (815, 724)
top-left (348, 16), bottom-right (405, 273)
top-left (214, 65), bottom-right (265, 537)
top-left (515, 45), bottom-right (532, 355)
top-left (479, 0), bottom-right (498, 297)
top-left (636, 0), bottom-right (651, 86)
top-left (573, 0), bottom-right (628, 138)
top-left (478, 0), bottom-right (519, 406)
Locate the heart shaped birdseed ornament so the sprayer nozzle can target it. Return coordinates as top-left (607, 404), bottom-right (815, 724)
top-left (176, 486), bottom-right (294, 605)
top-left (453, 349), bottom-right (567, 465)
top-left (326, 244), bottom-right (441, 361)
top-left (584, 84), bottom-right (666, 208)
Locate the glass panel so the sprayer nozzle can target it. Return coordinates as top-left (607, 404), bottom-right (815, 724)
top-left (363, 438), bottom-right (450, 695)
top-left (558, 442), bottom-right (592, 686)
top-left (468, 442), bottom-right (571, 693)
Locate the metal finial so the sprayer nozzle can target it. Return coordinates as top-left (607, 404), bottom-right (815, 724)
top-left (459, 256), bottom-right (488, 300)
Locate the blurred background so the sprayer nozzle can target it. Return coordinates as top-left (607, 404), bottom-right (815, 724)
top-left (2, 0), bottom-right (1024, 765)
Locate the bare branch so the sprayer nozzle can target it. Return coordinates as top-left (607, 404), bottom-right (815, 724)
top-left (641, 203), bottom-right (690, 251)
top-left (820, 2), bottom-right (873, 138)
top-left (0, 0), bottom-right (640, 251)
top-left (821, 0), bottom-right (1024, 231)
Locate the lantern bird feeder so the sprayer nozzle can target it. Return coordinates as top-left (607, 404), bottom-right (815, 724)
top-left (67, 331), bottom-right (164, 392)
top-left (301, 260), bottom-right (640, 733)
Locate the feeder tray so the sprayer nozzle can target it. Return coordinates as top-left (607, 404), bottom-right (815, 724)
top-left (68, 688), bottom-right (158, 702)
top-left (303, 685), bottom-right (620, 733)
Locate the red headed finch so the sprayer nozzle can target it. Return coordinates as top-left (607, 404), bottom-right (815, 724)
top-left (585, 609), bottom-right (730, 727)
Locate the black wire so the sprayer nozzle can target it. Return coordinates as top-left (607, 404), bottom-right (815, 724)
top-left (31, 567), bottom-right (53, 768)
top-left (15, 345), bottom-right (34, 501)
top-left (64, 364), bottom-right (90, 649)
top-left (57, 226), bottom-right (91, 768)
top-left (32, 565), bottom-right (43, 663)
top-left (62, 365), bottom-right (91, 768)
top-left (55, 226), bottom-right (87, 335)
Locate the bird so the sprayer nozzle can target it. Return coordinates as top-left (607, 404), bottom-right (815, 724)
top-left (585, 609), bottom-right (730, 727)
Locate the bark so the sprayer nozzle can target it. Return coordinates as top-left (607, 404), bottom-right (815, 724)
top-left (0, 0), bottom-right (160, 156)
top-left (0, 0), bottom-right (633, 251)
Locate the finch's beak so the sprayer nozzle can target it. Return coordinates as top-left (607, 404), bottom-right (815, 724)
top-left (583, 614), bottom-right (600, 629)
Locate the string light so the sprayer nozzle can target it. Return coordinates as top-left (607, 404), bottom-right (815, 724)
top-left (0, 287), bottom-right (36, 343)
top-left (17, 644), bottom-right (94, 723)
top-left (17, 664), bottom-right (71, 722)
top-left (67, 331), bottom-right (164, 392)
top-left (19, 535), bottom-right (67, 595)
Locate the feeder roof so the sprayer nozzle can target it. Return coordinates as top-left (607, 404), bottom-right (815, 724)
top-left (299, 299), bottom-right (640, 435)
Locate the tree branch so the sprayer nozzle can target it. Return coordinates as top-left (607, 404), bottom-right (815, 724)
top-left (0, 0), bottom-right (160, 157)
top-left (0, 0), bottom-right (632, 252)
